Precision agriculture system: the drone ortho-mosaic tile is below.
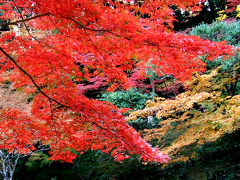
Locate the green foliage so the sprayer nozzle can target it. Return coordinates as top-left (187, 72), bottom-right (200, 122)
top-left (219, 54), bottom-right (240, 73)
top-left (190, 20), bottom-right (240, 46)
top-left (72, 151), bottom-right (100, 179)
top-left (206, 54), bottom-right (240, 96)
top-left (71, 151), bottom-right (160, 180)
top-left (128, 116), bottom-right (162, 131)
top-left (190, 20), bottom-right (240, 72)
top-left (14, 153), bottom-right (77, 180)
top-left (25, 153), bottom-right (53, 168)
top-left (100, 88), bottom-right (154, 110)
top-left (100, 87), bottom-right (160, 130)
top-left (190, 20), bottom-right (240, 96)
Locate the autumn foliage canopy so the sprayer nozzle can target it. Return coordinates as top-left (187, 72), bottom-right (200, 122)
top-left (0, 0), bottom-right (235, 163)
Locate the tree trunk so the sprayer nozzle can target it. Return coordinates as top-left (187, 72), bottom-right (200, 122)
top-left (0, 150), bottom-right (20, 180)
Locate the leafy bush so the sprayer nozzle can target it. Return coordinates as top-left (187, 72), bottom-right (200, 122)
top-left (128, 116), bottom-right (162, 131)
top-left (190, 20), bottom-right (240, 46)
top-left (190, 20), bottom-right (240, 92)
top-left (100, 89), bottom-right (158, 130)
top-left (100, 88), bottom-right (154, 110)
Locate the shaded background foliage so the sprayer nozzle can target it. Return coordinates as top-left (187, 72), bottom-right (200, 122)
top-left (173, 0), bottom-right (227, 31)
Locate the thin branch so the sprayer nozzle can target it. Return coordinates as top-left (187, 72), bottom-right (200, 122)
top-left (12, 0), bottom-right (45, 48)
top-left (233, 76), bottom-right (239, 96)
top-left (68, 17), bottom-right (131, 40)
top-left (0, 47), bottom-right (70, 109)
top-left (12, 2), bottom-right (76, 69)
top-left (225, 84), bottom-right (231, 96)
top-left (0, 13), bottom-right (50, 26)
top-left (68, 17), bottom-right (164, 47)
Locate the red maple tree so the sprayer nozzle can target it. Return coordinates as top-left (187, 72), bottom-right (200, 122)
top-left (0, 0), bottom-right (235, 171)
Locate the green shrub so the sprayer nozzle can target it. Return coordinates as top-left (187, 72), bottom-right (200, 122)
top-left (190, 20), bottom-right (240, 46)
top-left (128, 116), bottom-right (162, 131)
top-left (100, 88), bottom-right (154, 110)
top-left (190, 20), bottom-right (240, 77)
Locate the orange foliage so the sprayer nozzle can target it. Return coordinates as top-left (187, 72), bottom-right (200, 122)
top-left (128, 68), bottom-right (240, 163)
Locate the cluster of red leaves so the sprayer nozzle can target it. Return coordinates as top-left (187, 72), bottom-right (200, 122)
top-left (76, 76), bottom-right (108, 94)
top-left (226, 0), bottom-right (240, 13)
top-left (0, 0), bottom-right (235, 163)
top-left (0, 109), bottom-right (38, 154)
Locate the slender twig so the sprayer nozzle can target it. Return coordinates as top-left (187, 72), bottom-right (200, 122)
top-left (12, 1), bottom-right (77, 68)
top-left (233, 76), bottom-right (239, 96)
top-left (68, 17), bottom-right (131, 40)
top-left (12, 0), bottom-right (45, 47)
top-left (0, 13), bottom-right (50, 26)
top-left (225, 84), bottom-right (231, 96)
top-left (0, 47), bottom-right (70, 109)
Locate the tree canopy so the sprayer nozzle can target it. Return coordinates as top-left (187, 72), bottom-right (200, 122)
top-left (0, 0), bottom-right (235, 168)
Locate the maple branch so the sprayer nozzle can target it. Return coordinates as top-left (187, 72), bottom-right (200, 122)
top-left (68, 18), bottom-right (107, 32)
top-left (68, 17), bottom-right (131, 40)
top-left (0, 13), bottom-right (50, 27)
top-left (12, 1), bottom-right (48, 49)
top-left (69, 17), bottom-right (166, 47)
top-left (0, 47), bottom-right (69, 109)
top-left (12, 1), bottom-right (75, 68)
